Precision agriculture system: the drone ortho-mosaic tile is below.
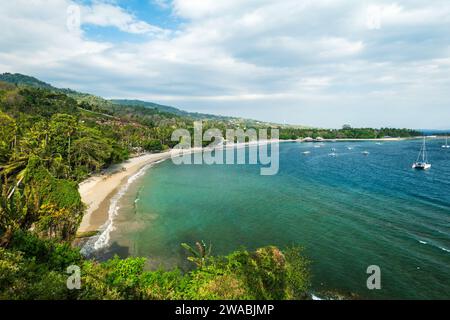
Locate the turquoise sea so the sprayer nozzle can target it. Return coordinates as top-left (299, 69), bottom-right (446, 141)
top-left (101, 139), bottom-right (450, 299)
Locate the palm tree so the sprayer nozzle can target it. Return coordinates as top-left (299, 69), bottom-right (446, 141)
top-left (0, 157), bottom-right (29, 199)
top-left (181, 240), bottom-right (212, 269)
top-left (0, 178), bottom-right (29, 245)
top-left (72, 136), bottom-right (112, 173)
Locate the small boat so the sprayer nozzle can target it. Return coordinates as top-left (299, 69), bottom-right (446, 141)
top-left (362, 151), bottom-right (370, 155)
top-left (347, 146), bottom-right (353, 150)
top-left (329, 152), bottom-right (337, 157)
top-left (303, 151), bottom-right (311, 155)
top-left (314, 145), bottom-right (321, 148)
top-left (375, 142), bottom-right (382, 145)
top-left (442, 136), bottom-right (450, 149)
top-left (412, 137), bottom-right (431, 170)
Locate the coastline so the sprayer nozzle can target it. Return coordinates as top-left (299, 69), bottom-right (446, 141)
top-left (77, 151), bottom-right (174, 235)
top-left (76, 140), bottom-right (287, 238)
top-left (75, 137), bottom-right (418, 240)
top-left (306, 137), bottom-right (424, 142)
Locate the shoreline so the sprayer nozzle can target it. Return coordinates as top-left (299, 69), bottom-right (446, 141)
top-left (75, 137), bottom-right (418, 239)
top-left (76, 138), bottom-right (415, 239)
top-left (77, 151), bottom-right (174, 235)
top-left (302, 137), bottom-right (424, 142)
top-left (76, 140), bottom-right (287, 238)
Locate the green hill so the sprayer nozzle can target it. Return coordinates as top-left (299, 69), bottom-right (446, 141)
top-left (110, 99), bottom-right (233, 120)
top-left (0, 73), bottom-right (240, 122)
top-left (0, 73), bottom-right (54, 90)
top-left (0, 73), bottom-right (309, 129)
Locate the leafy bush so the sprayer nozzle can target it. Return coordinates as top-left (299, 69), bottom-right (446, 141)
top-left (0, 233), bottom-right (311, 301)
top-left (8, 230), bottom-right (82, 270)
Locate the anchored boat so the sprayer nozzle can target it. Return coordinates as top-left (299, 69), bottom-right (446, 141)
top-left (442, 136), bottom-right (450, 149)
top-left (412, 137), bottom-right (431, 170)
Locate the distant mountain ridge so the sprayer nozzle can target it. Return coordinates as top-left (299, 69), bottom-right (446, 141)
top-left (0, 73), bottom-right (241, 122)
top-left (0, 72), bottom-right (54, 90)
top-left (0, 72), bottom-right (310, 128)
top-left (110, 99), bottom-right (233, 120)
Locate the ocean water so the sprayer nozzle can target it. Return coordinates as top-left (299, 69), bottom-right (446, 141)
top-left (103, 140), bottom-right (450, 299)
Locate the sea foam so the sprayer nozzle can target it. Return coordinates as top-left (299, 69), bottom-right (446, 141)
top-left (81, 159), bottom-right (166, 256)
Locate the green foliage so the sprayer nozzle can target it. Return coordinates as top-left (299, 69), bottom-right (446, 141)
top-left (143, 139), bottom-right (163, 152)
top-left (102, 256), bottom-right (146, 299)
top-left (71, 129), bottom-right (113, 174)
top-left (0, 73), bottom-right (54, 90)
top-left (0, 232), bottom-right (82, 300)
top-left (0, 232), bottom-right (311, 300)
top-left (179, 246), bottom-right (310, 300)
top-left (0, 185), bottom-right (28, 237)
top-left (1, 87), bottom-right (79, 118)
top-left (138, 268), bottom-right (186, 300)
top-left (0, 111), bottom-right (16, 163)
top-left (181, 241), bottom-right (212, 269)
top-left (8, 230), bottom-right (82, 270)
top-left (0, 156), bottom-right (84, 240)
top-left (279, 127), bottom-right (421, 140)
top-left (284, 247), bottom-right (310, 299)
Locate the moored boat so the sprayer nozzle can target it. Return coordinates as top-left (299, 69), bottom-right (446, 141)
top-left (413, 137), bottom-right (431, 170)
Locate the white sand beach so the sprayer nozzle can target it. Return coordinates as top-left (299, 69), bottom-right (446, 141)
top-left (77, 151), bottom-right (174, 235)
top-left (76, 141), bottom-right (283, 236)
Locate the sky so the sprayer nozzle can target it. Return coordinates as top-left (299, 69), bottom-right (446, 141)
top-left (1, 0), bottom-right (450, 128)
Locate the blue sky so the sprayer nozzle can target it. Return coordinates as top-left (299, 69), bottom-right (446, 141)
top-left (78, 0), bottom-right (180, 41)
top-left (1, 0), bottom-right (450, 128)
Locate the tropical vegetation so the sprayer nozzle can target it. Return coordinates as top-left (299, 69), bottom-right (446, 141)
top-left (0, 231), bottom-right (309, 300)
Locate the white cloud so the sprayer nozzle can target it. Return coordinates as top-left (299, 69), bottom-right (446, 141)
top-left (0, 1), bottom-right (110, 64)
top-left (153, 0), bottom-right (171, 9)
top-left (318, 37), bottom-right (364, 58)
top-left (1, 0), bottom-right (450, 128)
top-left (172, 0), bottom-right (253, 19)
top-left (81, 2), bottom-right (164, 34)
top-left (362, 2), bottom-right (450, 30)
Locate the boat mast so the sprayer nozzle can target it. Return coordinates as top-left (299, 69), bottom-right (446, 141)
top-left (423, 136), bottom-right (426, 162)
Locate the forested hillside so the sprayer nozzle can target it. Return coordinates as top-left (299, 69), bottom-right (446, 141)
top-left (0, 73), bottom-right (269, 124)
top-left (279, 126), bottom-right (422, 140)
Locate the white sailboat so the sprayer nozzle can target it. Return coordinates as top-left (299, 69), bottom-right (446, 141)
top-left (442, 136), bottom-right (450, 149)
top-left (412, 137), bottom-right (431, 170)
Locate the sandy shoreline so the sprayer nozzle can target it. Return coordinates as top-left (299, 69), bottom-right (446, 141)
top-left (306, 137), bottom-right (422, 142)
top-left (76, 141), bottom-right (282, 236)
top-left (77, 151), bottom-right (174, 235)
top-left (76, 137), bottom-right (415, 236)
